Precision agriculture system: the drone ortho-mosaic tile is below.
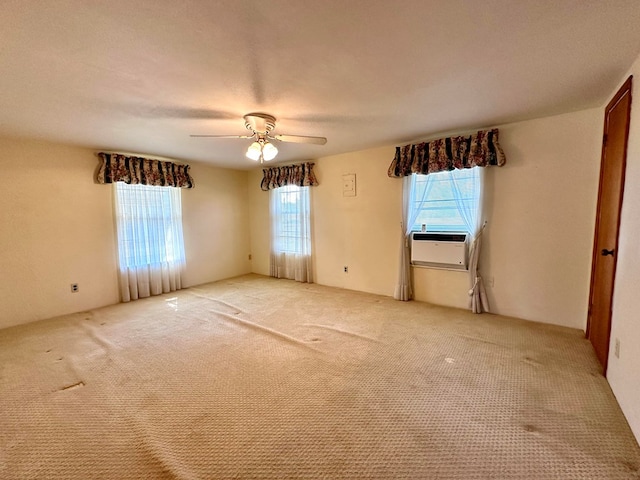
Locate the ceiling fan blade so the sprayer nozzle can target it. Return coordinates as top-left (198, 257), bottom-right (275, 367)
top-left (190, 134), bottom-right (254, 139)
top-left (273, 134), bottom-right (327, 145)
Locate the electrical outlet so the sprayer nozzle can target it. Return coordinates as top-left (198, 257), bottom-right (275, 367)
top-left (614, 338), bottom-right (620, 358)
top-left (70, 283), bottom-right (79, 293)
top-left (344, 266), bottom-right (348, 273)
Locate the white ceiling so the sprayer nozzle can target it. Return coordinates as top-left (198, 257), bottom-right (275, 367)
top-left (2, 0), bottom-right (640, 170)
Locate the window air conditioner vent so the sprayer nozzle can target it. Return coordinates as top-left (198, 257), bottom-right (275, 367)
top-left (412, 233), bottom-right (468, 243)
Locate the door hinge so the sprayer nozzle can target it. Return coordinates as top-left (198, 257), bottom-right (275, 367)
top-left (603, 134), bottom-right (608, 146)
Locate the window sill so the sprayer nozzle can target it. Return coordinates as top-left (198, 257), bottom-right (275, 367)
top-left (411, 263), bottom-right (468, 273)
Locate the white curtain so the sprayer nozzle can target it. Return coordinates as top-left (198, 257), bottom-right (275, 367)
top-left (447, 167), bottom-right (489, 313)
top-left (394, 174), bottom-right (434, 300)
top-left (114, 183), bottom-right (186, 302)
top-left (270, 185), bottom-right (312, 283)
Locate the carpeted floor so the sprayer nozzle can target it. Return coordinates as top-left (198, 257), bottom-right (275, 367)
top-left (1, 274), bottom-right (639, 479)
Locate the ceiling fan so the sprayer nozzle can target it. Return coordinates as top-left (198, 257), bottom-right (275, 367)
top-left (190, 112), bottom-right (327, 163)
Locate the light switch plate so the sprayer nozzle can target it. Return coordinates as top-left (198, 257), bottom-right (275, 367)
top-left (342, 173), bottom-right (356, 197)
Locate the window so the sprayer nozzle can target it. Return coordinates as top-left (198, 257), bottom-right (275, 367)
top-left (269, 184), bottom-right (312, 282)
top-left (114, 182), bottom-right (186, 301)
top-left (411, 167), bottom-right (481, 233)
top-left (271, 185), bottom-right (310, 254)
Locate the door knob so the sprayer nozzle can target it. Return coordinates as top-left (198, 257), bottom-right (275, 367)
top-left (601, 248), bottom-right (615, 256)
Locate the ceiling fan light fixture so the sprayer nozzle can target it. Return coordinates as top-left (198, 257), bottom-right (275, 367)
top-left (191, 112), bottom-right (326, 163)
top-left (246, 141), bottom-right (262, 161)
top-left (262, 142), bottom-right (278, 161)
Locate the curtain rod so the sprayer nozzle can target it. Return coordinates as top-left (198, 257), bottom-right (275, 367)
top-left (95, 150), bottom-right (190, 165)
top-left (401, 125), bottom-right (498, 146)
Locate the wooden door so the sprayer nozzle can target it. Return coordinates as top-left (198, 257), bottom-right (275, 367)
top-left (587, 76), bottom-right (632, 374)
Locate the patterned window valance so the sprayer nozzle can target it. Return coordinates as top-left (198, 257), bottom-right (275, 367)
top-left (260, 162), bottom-right (319, 191)
top-left (97, 152), bottom-right (194, 188)
top-left (387, 128), bottom-right (506, 178)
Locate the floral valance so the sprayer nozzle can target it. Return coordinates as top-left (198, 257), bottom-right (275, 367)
top-left (387, 128), bottom-right (505, 178)
top-left (97, 152), bottom-right (194, 188)
top-left (261, 162), bottom-right (318, 191)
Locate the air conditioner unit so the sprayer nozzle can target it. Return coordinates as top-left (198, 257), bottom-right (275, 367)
top-left (411, 232), bottom-right (468, 269)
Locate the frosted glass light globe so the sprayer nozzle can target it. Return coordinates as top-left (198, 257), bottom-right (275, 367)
top-left (246, 142), bottom-right (262, 161)
top-left (262, 142), bottom-right (278, 161)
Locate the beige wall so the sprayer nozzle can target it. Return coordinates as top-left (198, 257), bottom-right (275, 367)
top-left (249, 147), bottom-right (401, 295)
top-left (412, 268), bottom-right (468, 308)
top-left (248, 169), bottom-right (270, 276)
top-left (0, 136), bottom-right (251, 329)
top-left (182, 163), bottom-right (251, 287)
top-left (0, 137), bottom-right (119, 329)
top-left (249, 108), bottom-right (602, 330)
top-left (482, 109), bottom-right (602, 327)
top-left (607, 56), bottom-right (640, 442)
top-left (311, 148), bottom-right (401, 294)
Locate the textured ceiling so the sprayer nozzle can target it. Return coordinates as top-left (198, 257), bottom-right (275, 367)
top-left (2, 0), bottom-right (640, 169)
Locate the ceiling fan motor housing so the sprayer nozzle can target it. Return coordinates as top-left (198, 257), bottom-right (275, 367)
top-left (244, 113), bottom-right (276, 135)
